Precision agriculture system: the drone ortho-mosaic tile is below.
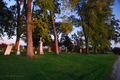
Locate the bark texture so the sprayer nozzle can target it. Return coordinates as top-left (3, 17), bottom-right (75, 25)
top-left (26, 0), bottom-right (34, 57)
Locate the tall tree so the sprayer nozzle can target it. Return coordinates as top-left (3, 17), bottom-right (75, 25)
top-left (25, 0), bottom-right (34, 57)
top-left (32, 0), bottom-right (52, 50)
top-left (50, 0), bottom-right (73, 55)
top-left (50, 11), bottom-right (59, 55)
top-left (111, 17), bottom-right (120, 43)
top-left (33, 0), bottom-right (73, 55)
top-left (69, 0), bottom-right (115, 54)
top-left (71, 31), bottom-right (84, 48)
top-left (90, 0), bottom-right (115, 54)
top-left (60, 34), bottom-right (73, 52)
top-left (15, 0), bottom-right (26, 51)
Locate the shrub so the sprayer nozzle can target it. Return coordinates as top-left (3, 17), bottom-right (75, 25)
top-left (112, 47), bottom-right (120, 55)
top-left (50, 43), bottom-right (61, 52)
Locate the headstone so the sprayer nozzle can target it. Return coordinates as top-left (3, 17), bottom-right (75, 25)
top-left (65, 49), bottom-right (68, 52)
top-left (48, 46), bottom-right (51, 52)
top-left (80, 48), bottom-right (82, 53)
top-left (68, 52), bottom-right (70, 54)
top-left (4, 45), bottom-right (12, 55)
top-left (82, 48), bottom-right (86, 53)
top-left (35, 51), bottom-right (37, 54)
top-left (38, 37), bottom-right (44, 54)
top-left (21, 46), bottom-right (25, 50)
top-left (59, 47), bottom-right (61, 52)
top-left (16, 44), bottom-right (20, 55)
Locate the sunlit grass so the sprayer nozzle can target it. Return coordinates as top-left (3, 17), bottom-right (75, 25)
top-left (0, 51), bottom-right (118, 80)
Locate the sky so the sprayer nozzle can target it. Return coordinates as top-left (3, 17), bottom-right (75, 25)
top-left (0, 0), bottom-right (120, 48)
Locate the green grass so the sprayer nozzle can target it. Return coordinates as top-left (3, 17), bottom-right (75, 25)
top-left (0, 51), bottom-right (118, 80)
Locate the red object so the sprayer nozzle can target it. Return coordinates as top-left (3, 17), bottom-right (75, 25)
top-left (50, 43), bottom-right (61, 52)
top-left (0, 43), bottom-right (8, 48)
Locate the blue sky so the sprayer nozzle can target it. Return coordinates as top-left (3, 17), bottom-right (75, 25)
top-left (0, 0), bottom-right (120, 48)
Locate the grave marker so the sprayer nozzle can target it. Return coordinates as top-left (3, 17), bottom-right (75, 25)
top-left (38, 38), bottom-right (44, 54)
top-left (4, 45), bottom-right (12, 55)
top-left (80, 48), bottom-right (82, 53)
top-left (48, 46), bottom-right (51, 52)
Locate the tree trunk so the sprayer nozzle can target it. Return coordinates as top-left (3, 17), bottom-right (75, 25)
top-left (85, 36), bottom-right (89, 54)
top-left (80, 11), bottom-right (89, 54)
top-left (94, 46), bottom-right (97, 54)
top-left (15, 0), bottom-right (24, 50)
top-left (101, 50), bottom-right (106, 54)
top-left (15, 0), bottom-right (20, 50)
top-left (15, 35), bottom-right (20, 50)
top-left (26, 0), bottom-right (34, 57)
top-left (50, 11), bottom-right (59, 55)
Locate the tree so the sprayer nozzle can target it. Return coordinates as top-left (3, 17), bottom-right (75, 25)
top-left (50, 0), bottom-right (73, 54)
top-left (50, 11), bottom-right (59, 55)
top-left (34, 0), bottom-right (73, 55)
top-left (25, 0), bottom-right (34, 57)
top-left (14, 0), bottom-right (26, 50)
top-left (71, 31), bottom-right (84, 53)
top-left (90, 0), bottom-right (115, 54)
top-left (69, 0), bottom-right (115, 54)
top-left (111, 17), bottom-right (120, 43)
top-left (71, 31), bottom-right (84, 48)
top-left (0, 0), bottom-right (15, 39)
top-left (60, 34), bottom-right (73, 52)
top-left (69, 0), bottom-right (94, 54)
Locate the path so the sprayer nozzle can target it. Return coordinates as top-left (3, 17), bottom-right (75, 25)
top-left (113, 56), bottom-right (120, 80)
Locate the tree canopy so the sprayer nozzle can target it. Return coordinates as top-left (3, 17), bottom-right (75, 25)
top-left (0, 0), bottom-right (15, 39)
top-left (69, 0), bottom-right (115, 54)
top-left (1, 0), bottom-right (119, 56)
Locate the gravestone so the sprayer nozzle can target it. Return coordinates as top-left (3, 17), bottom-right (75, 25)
top-left (35, 51), bottom-right (37, 54)
top-left (16, 44), bottom-right (20, 55)
top-left (59, 47), bottom-right (61, 52)
top-left (48, 46), bottom-right (51, 52)
top-left (4, 45), bottom-right (12, 55)
top-left (82, 48), bottom-right (86, 53)
top-left (80, 48), bottom-right (82, 53)
top-left (38, 38), bottom-right (44, 54)
top-left (65, 49), bottom-right (68, 52)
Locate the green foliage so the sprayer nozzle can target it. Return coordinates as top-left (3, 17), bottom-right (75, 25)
top-left (0, 0), bottom-right (15, 38)
top-left (60, 35), bottom-right (73, 51)
top-left (35, 0), bottom-right (54, 12)
top-left (112, 47), bottom-right (120, 55)
top-left (111, 17), bottom-right (120, 43)
top-left (32, 16), bottom-right (50, 42)
top-left (70, 0), bottom-right (115, 51)
top-left (59, 21), bottom-right (73, 34)
top-left (72, 31), bottom-right (84, 48)
top-left (32, 0), bottom-right (52, 44)
top-left (0, 51), bottom-right (118, 80)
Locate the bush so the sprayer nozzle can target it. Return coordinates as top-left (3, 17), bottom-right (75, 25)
top-left (112, 47), bottom-right (120, 55)
top-left (74, 45), bottom-right (80, 53)
top-left (50, 43), bottom-right (61, 52)
top-left (107, 52), bottom-right (114, 55)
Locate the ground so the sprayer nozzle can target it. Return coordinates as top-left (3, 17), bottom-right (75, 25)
top-left (112, 56), bottom-right (120, 80)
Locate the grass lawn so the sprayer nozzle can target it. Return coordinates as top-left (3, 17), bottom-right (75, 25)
top-left (0, 51), bottom-right (118, 80)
